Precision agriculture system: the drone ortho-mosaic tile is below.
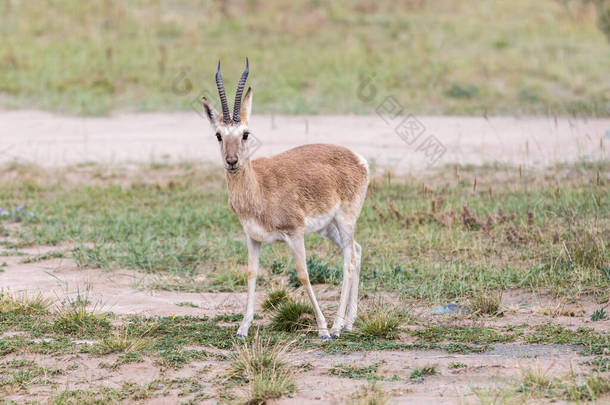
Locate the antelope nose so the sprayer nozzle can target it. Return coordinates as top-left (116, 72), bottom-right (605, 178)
top-left (226, 157), bottom-right (238, 166)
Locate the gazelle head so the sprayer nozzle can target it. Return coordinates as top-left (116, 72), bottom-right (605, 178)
top-left (201, 58), bottom-right (253, 173)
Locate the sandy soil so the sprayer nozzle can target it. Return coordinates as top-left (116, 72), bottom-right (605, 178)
top-left (1, 110), bottom-right (608, 172)
top-left (2, 344), bottom-right (587, 404)
top-left (1, 245), bottom-right (608, 404)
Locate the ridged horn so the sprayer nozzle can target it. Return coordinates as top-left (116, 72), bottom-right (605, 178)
top-left (215, 61), bottom-right (231, 123)
top-left (232, 57), bottom-right (249, 123)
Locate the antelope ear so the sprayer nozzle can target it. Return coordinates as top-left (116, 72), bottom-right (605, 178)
top-left (240, 87), bottom-right (253, 125)
top-left (202, 97), bottom-right (220, 126)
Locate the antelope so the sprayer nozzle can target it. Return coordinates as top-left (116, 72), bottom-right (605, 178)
top-left (201, 59), bottom-right (369, 339)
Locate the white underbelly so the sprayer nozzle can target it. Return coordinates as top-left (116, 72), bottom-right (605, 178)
top-left (242, 219), bottom-right (286, 243)
top-left (241, 203), bottom-right (339, 243)
top-left (303, 203), bottom-right (339, 235)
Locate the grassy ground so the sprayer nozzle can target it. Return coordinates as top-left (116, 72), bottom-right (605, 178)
top-left (0, 161), bottom-right (608, 302)
top-left (0, 162), bottom-right (608, 402)
top-left (0, 0), bottom-right (609, 116)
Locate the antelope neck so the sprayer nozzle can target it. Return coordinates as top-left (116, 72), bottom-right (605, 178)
top-left (225, 159), bottom-right (262, 214)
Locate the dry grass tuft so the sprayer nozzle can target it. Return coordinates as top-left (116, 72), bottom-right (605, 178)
top-left (90, 326), bottom-right (151, 355)
top-left (229, 333), bottom-right (296, 404)
top-left (247, 371), bottom-right (296, 405)
top-left (472, 386), bottom-right (522, 405)
top-left (53, 300), bottom-right (111, 338)
top-left (0, 291), bottom-right (52, 315)
top-left (356, 305), bottom-right (408, 339)
top-left (470, 291), bottom-right (503, 316)
top-left (517, 366), bottom-right (610, 401)
top-left (348, 382), bottom-right (390, 405)
top-left (537, 298), bottom-right (584, 318)
top-left (261, 287), bottom-right (292, 312)
top-left (517, 366), bottom-right (555, 396)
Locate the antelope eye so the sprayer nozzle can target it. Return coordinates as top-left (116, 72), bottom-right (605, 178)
top-left (216, 132), bottom-right (222, 141)
top-left (242, 131), bottom-right (249, 140)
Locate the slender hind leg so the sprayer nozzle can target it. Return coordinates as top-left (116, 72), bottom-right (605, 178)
top-left (318, 220), bottom-right (361, 337)
top-left (330, 243), bottom-right (353, 337)
top-left (318, 223), bottom-right (347, 337)
top-left (286, 235), bottom-right (330, 339)
top-left (344, 241), bottom-right (361, 331)
top-left (329, 219), bottom-right (355, 338)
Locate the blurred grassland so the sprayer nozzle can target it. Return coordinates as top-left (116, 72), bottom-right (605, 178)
top-left (0, 0), bottom-right (609, 116)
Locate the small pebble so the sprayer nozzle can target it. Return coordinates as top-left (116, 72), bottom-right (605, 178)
top-left (430, 303), bottom-right (469, 315)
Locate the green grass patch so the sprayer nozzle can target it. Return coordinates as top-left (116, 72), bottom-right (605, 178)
top-left (286, 256), bottom-right (341, 287)
top-left (314, 332), bottom-right (489, 355)
top-left (0, 162), bottom-right (608, 300)
top-left (127, 315), bottom-right (236, 350)
top-left (0, 359), bottom-right (63, 392)
top-left (591, 307), bottom-right (608, 321)
top-left (51, 381), bottom-right (159, 404)
top-left (21, 250), bottom-right (66, 263)
top-left (329, 362), bottom-right (383, 380)
top-left (86, 327), bottom-right (151, 355)
top-left (411, 326), bottom-right (515, 344)
top-left (99, 351), bottom-right (144, 371)
top-left (270, 301), bottom-right (315, 333)
top-left (53, 304), bottom-right (112, 338)
top-left (525, 325), bottom-right (609, 355)
top-left (410, 364), bottom-right (437, 381)
top-left (175, 301), bottom-right (199, 308)
top-left (583, 356), bottom-right (610, 373)
top-left (157, 349), bottom-right (209, 369)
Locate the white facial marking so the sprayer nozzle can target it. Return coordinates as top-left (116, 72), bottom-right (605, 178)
top-left (217, 123), bottom-right (247, 137)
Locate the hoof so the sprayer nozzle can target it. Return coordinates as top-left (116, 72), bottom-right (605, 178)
top-left (330, 333), bottom-right (340, 339)
top-left (320, 335), bottom-right (331, 341)
top-left (236, 333), bottom-right (247, 339)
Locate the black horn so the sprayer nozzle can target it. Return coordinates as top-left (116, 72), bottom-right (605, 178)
top-left (233, 57), bottom-right (249, 123)
top-left (216, 61), bottom-right (231, 123)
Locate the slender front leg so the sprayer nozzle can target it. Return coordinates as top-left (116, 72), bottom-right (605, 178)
top-left (286, 235), bottom-right (330, 339)
top-left (237, 236), bottom-right (261, 337)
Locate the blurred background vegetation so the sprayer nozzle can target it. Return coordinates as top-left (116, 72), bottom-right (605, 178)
top-left (0, 0), bottom-right (609, 116)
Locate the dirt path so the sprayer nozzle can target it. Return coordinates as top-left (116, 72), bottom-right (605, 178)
top-left (1, 110), bottom-right (608, 171)
top-left (0, 246), bottom-right (247, 318)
